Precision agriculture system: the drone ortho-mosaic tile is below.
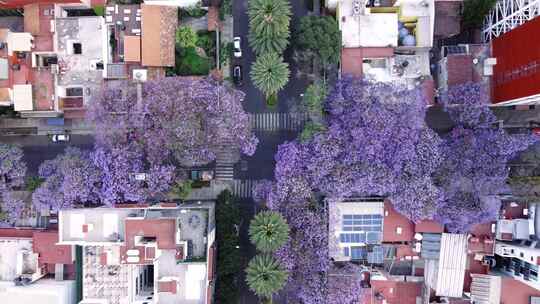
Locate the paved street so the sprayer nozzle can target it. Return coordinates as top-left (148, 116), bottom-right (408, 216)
top-left (0, 135), bottom-right (94, 176)
top-left (249, 112), bottom-right (308, 131)
top-left (233, 0), bottom-right (310, 114)
top-left (232, 0), bottom-right (311, 302)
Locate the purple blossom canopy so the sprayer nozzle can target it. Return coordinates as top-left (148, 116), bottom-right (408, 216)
top-left (272, 77), bottom-right (443, 221)
top-left (0, 191), bottom-right (25, 227)
top-left (0, 144), bottom-right (27, 191)
top-left (33, 147), bottom-right (101, 212)
top-left (87, 76), bottom-right (258, 167)
top-left (436, 83), bottom-right (538, 232)
top-left (327, 263), bottom-right (364, 304)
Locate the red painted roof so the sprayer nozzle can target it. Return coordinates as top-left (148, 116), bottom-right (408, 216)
top-left (124, 218), bottom-right (177, 250)
top-left (0, 0), bottom-right (80, 8)
top-left (501, 277), bottom-right (540, 304)
top-left (32, 231), bottom-right (73, 265)
top-left (158, 280), bottom-right (177, 294)
top-left (0, 228), bottom-right (35, 238)
top-left (501, 202), bottom-right (528, 219)
top-left (208, 245), bottom-right (215, 281)
top-left (341, 47), bottom-right (394, 76)
top-left (383, 201), bottom-right (415, 242)
top-left (415, 220), bottom-right (444, 233)
top-left (492, 16), bottom-right (540, 103)
top-left (446, 54), bottom-right (473, 86)
top-left (422, 78), bottom-right (435, 105)
top-left (367, 280), bottom-right (422, 304)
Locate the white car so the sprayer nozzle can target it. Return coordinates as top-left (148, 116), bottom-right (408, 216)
top-left (51, 134), bottom-right (70, 142)
top-left (233, 37), bottom-right (242, 58)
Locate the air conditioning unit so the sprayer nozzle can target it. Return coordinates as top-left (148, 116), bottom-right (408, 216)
top-left (133, 69), bottom-right (147, 82)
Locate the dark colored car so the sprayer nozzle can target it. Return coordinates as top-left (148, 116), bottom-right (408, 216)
top-left (233, 65), bottom-right (242, 86)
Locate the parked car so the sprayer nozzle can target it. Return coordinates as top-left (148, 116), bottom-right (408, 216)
top-left (233, 37), bottom-right (242, 58)
top-left (51, 134), bottom-right (70, 142)
top-left (233, 65), bottom-right (242, 85)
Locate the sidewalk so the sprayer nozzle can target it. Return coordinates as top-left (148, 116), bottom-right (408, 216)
top-left (0, 117), bottom-right (94, 136)
top-left (186, 180), bottom-right (231, 201)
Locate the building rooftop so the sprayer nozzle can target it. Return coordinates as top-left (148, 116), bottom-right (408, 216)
top-left (339, 0), bottom-right (434, 49)
top-left (329, 200), bottom-right (385, 261)
top-left (59, 208), bottom-right (142, 243)
top-left (141, 4), bottom-right (177, 67)
top-left (55, 16), bottom-right (105, 110)
top-left (426, 233), bottom-right (468, 298)
top-left (382, 201), bottom-right (415, 243)
top-left (32, 231), bottom-right (73, 265)
top-left (61, 204), bottom-right (215, 304)
top-left (0, 237), bottom-right (34, 281)
top-left (366, 279), bottom-right (422, 304)
top-left (501, 277), bottom-right (540, 304)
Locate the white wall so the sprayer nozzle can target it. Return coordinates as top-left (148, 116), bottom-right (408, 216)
top-left (0, 279), bottom-right (76, 304)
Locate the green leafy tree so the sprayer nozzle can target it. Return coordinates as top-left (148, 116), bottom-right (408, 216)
top-left (245, 254), bottom-right (288, 300)
top-left (296, 16), bottom-right (341, 66)
top-left (171, 180), bottom-right (193, 200)
top-left (302, 83), bottom-right (326, 115)
top-left (462, 0), bottom-right (497, 29)
top-left (248, 0), bottom-right (292, 55)
top-left (25, 176), bottom-right (44, 192)
top-left (251, 52), bottom-right (290, 99)
top-left (299, 121), bottom-right (326, 142)
top-left (215, 190), bottom-right (242, 304)
top-left (249, 211), bottom-right (289, 252)
top-left (176, 26), bottom-right (198, 48)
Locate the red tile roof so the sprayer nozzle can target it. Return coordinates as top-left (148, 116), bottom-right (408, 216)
top-left (32, 231), bottom-right (73, 265)
top-left (383, 201), bottom-right (415, 242)
top-left (141, 4), bottom-right (177, 67)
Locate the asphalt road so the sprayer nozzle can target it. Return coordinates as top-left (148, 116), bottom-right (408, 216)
top-left (0, 135), bottom-right (94, 176)
top-left (232, 0), bottom-right (312, 303)
top-left (233, 0), bottom-right (310, 114)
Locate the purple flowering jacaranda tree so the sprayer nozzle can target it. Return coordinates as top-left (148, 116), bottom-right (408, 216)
top-left (0, 191), bottom-right (25, 227)
top-left (32, 147), bottom-right (101, 212)
top-left (327, 263), bottom-right (364, 304)
top-left (436, 83), bottom-right (537, 232)
top-left (274, 78), bottom-right (443, 221)
top-left (87, 76), bottom-right (258, 167)
top-left (0, 144), bottom-right (27, 191)
top-left (91, 144), bottom-right (177, 206)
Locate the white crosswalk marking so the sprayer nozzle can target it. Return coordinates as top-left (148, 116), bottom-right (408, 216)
top-left (232, 179), bottom-right (256, 198)
top-left (214, 140), bottom-right (238, 181)
top-left (249, 112), bottom-right (308, 131)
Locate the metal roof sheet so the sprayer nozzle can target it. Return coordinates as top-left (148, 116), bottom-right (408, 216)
top-left (435, 233), bottom-right (468, 297)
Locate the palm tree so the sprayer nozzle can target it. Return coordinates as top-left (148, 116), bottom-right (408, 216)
top-left (249, 211), bottom-right (289, 252)
top-left (250, 52), bottom-right (290, 101)
top-left (248, 0), bottom-right (291, 55)
top-left (245, 254), bottom-right (288, 300)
